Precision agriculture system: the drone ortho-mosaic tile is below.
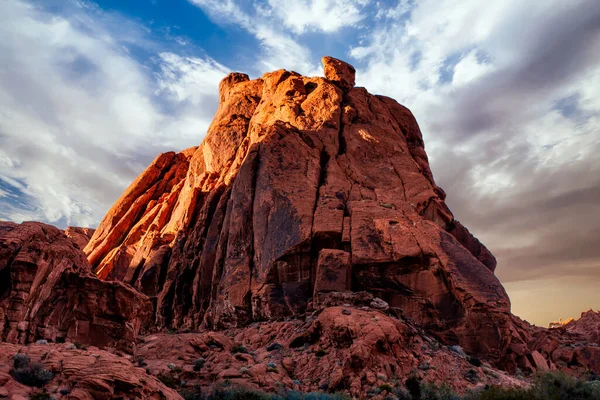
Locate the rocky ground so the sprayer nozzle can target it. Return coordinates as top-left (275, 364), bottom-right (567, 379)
top-left (1, 304), bottom-right (528, 400)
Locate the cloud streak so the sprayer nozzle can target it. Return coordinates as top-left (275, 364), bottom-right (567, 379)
top-left (0, 0), bottom-right (228, 226)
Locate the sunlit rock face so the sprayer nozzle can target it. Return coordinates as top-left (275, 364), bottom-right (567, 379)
top-left (83, 56), bottom-right (510, 359)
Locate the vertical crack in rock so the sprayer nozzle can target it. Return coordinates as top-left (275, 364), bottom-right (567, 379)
top-left (392, 164), bottom-right (409, 202)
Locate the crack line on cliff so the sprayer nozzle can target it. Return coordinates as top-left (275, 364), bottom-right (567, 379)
top-left (247, 144), bottom-right (260, 320)
top-left (391, 164), bottom-right (408, 202)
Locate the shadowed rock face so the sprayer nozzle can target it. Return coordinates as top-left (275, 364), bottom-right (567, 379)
top-left (83, 57), bottom-right (511, 360)
top-left (64, 226), bottom-right (95, 250)
top-left (0, 221), bottom-right (152, 349)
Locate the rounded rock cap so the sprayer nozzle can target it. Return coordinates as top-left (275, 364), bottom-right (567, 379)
top-left (322, 56), bottom-right (356, 92)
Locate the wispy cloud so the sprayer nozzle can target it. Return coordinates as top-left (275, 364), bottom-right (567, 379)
top-left (0, 0), bottom-right (228, 226)
top-left (188, 0), bottom-right (321, 74)
top-left (264, 0), bottom-right (370, 34)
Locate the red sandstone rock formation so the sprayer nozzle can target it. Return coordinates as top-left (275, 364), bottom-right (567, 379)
top-left (83, 56), bottom-right (510, 361)
top-left (64, 226), bottom-right (95, 250)
top-left (0, 342), bottom-right (180, 399)
top-left (564, 309), bottom-right (600, 343)
top-left (498, 312), bottom-right (600, 376)
top-left (0, 221), bottom-right (151, 349)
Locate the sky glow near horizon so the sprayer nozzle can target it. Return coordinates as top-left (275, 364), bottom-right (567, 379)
top-left (0, 0), bottom-right (599, 326)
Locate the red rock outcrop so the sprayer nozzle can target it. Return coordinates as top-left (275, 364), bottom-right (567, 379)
top-left (564, 309), bottom-right (600, 343)
top-left (83, 56), bottom-right (511, 361)
top-left (497, 312), bottom-right (600, 376)
top-left (0, 221), bottom-right (152, 349)
top-left (64, 226), bottom-right (95, 250)
top-left (0, 342), bottom-right (180, 399)
top-left (135, 305), bottom-right (527, 398)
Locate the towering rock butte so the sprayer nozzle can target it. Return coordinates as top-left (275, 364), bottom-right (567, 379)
top-left (83, 56), bottom-right (510, 360)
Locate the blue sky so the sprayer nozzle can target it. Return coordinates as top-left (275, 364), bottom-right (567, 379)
top-left (0, 0), bottom-right (599, 325)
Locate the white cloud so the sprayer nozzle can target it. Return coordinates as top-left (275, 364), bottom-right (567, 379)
top-left (452, 50), bottom-right (492, 86)
top-left (265, 0), bottom-right (370, 34)
top-left (156, 52), bottom-right (230, 104)
top-left (0, 0), bottom-right (227, 226)
top-left (189, 0), bottom-right (321, 75)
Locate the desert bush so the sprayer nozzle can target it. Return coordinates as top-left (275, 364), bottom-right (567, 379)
top-left (231, 345), bottom-right (249, 354)
top-left (193, 358), bottom-right (206, 371)
top-left (135, 356), bottom-right (147, 367)
top-left (29, 392), bottom-right (51, 400)
top-left (379, 384), bottom-right (394, 393)
top-left (179, 389), bottom-right (202, 400)
top-left (267, 342), bottom-right (283, 352)
top-left (465, 371), bottom-right (600, 400)
top-left (13, 353), bottom-right (30, 369)
top-left (420, 382), bottom-right (460, 400)
top-left (205, 386), bottom-right (275, 400)
top-left (449, 345), bottom-right (466, 357)
top-left (315, 349), bottom-right (327, 358)
top-left (74, 342), bottom-right (88, 351)
top-left (267, 361), bottom-right (278, 373)
top-left (10, 361), bottom-right (54, 388)
top-left (297, 393), bottom-right (350, 400)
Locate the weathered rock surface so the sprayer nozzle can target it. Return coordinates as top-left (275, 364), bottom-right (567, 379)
top-left (499, 312), bottom-right (600, 376)
top-left (136, 306), bottom-right (527, 398)
top-left (0, 342), bottom-right (180, 399)
top-left (64, 226), bottom-right (95, 250)
top-left (0, 221), bottom-right (152, 349)
top-left (564, 309), bottom-right (600, 343)
top-left (83, 57), bottom-right (511, 360)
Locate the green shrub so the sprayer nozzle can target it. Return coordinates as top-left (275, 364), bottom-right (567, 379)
top-left (13, 353), bottom-right (30, 369)
top-left (465, 371), bottom-right (600, 400)
top-left (135, 356), bottom-right (147, 367)
top-left (205, 386), bottom-right (276, 400)
top-left (10, 362), bottom-right (54, 388)
top-left (231, 345), bottom-right (249, 354)
top-left (420, 382), bottom-right (460, 400)
top-left (74, 342), bottom-right (88, 351)
top-left (179, 389), bottom-right (202, 400)
top-left (378, 384), bottom-right (394, 393)
top-left (193, 358), bottom-right (206, 371)
top-left (298, 393), bottom-right (350, 400)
